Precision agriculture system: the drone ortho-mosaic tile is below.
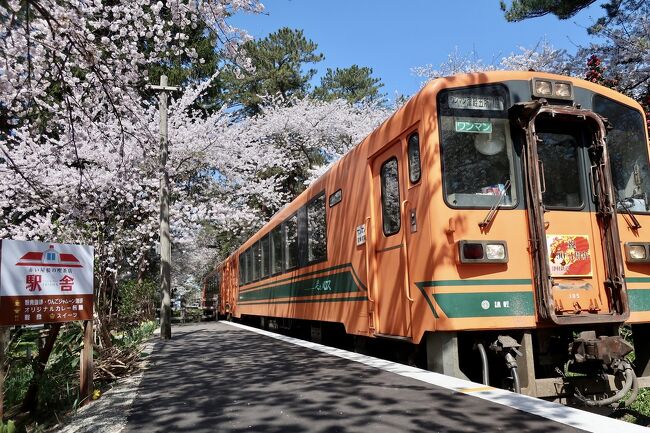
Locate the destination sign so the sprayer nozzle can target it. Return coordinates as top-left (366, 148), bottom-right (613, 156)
top-left (455, 120), bottom-right (492, 133)
top-left (448, 95), bottom-right (504, 111)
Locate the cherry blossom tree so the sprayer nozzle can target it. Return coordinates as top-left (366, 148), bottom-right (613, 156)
top-left (411, 47), bottom-right (498, 83)
top-left (169, 95), bottom-right (391, 289)
top-left (412, 40), bottom-right (572, 84)
top-left (0, 0), bottom-right (265, 334)
top-left (227, 96), bottom-right (391, 192)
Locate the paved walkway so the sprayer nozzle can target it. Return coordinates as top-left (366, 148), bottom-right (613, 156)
top-left (57, 322), bottom-right (646, 432)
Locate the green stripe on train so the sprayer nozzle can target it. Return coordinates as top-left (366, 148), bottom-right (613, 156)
top-left (238, 271), bottom-right (362, 302)
top-left (417, 278), bottom-right (532, 288)
top-left (238, 295), bottom-right (368, 306)
top-left (432, 292), bottom-right (535, 318)
top-left (626, 278), bottom-right (650, 284)
top-left (628, 289), bottom-right (650, 312)
top-left (622, 277), bottom-right (650, 312)
top-left (240, 262), bottom-right (367, 292)
top-left (415, 279), bottom-right (533, 318)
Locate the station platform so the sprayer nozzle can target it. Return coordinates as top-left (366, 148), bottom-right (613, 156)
top-left (123, 322), bottom-right (648, 433)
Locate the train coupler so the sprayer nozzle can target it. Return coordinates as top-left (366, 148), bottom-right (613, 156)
top-left (569, 331), bottom-right (633, 366)
top-left (568, 331), bottom-right (638, 407)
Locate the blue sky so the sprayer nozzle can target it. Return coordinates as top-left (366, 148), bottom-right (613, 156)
top-left (230, 0), bottom-right (607, 100)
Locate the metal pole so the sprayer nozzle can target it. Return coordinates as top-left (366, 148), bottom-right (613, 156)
top-left (159, 75), bottom-right (172, 340)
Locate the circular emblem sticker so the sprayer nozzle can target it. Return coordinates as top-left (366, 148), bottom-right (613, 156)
top-left (481, 300), bottom-right (490, 310)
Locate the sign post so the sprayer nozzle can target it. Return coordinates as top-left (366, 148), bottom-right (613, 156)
top-left (79, 319), bottom-right (93, 403)
top-left (0, 239), bottom-right (95, 407)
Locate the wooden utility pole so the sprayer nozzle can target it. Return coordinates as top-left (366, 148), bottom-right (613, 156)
top-left (149, 75), bottom-right (178, 340)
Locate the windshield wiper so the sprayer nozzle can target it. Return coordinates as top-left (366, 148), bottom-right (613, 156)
top-left (479, 180), bottom-right (511, 229)
top-left (617, 197), bottom-right (642, 230)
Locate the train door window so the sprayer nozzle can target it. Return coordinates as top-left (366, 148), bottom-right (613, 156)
top-left (535, 127), bottom-right (584, 208)
top-left (594, 95), bottom-right (650, 213)
top-left (380, 157), bottom-right (401, 236)
top-left (407, 132), bottom-right (421, 183)
top-left (271, 225), bottom-right (284, 274)
top-left (285, 214), bottom-right (299, 269)
top-left (260, 235), bottom-right (270, 278)
top-left (307, 192), bottom-right (327, 263)
top-left (253, 241), bottom-right (261, 281)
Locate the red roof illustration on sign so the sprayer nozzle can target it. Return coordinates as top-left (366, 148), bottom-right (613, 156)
top-left (16, 245), bottom-right (83, 268)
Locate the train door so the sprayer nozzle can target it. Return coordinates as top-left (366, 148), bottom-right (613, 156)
top-left (371, 143), bottom-right (412, 337)
top-left (515, 102), bottom-right (628, 324)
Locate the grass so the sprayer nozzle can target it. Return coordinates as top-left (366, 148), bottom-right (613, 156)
top-left (2, 320), bottom-right (157, 432)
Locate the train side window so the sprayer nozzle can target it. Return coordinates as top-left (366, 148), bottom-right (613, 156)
top-left (285, 214), bottom-right (299, 270)
top-left (380, 157), bottom-right (401, 236)
top-left (253, 241), bottom-right (261, 281)
top-left (260, 235), bottom-right (270, 278)
top-left (407, 132), bottom-right (421, 183)
top-left (271, 225), bottom-right (284, 274)
top-left (329, 189), bottom-right (342, 207)
top-left (244, 249), bottom-right (252, 284)
top-left (239, 253), bottom-right (245, 285)
top-left (307, 192), bottom-right (327, 263)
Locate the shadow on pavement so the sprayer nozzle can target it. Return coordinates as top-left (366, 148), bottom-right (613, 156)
top-left (123, 322), bottom-right (583, 433)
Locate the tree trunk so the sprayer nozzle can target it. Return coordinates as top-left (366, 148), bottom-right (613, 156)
top-left (0, 327), bottom-right (10, 421)
top-left (96, 315), bottom-right (113, 349)
top-left (21, 323), bottom-right (62, 414)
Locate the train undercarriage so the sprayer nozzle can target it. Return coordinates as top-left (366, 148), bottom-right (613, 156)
top-left (429, 325), bottom-right (650, 407)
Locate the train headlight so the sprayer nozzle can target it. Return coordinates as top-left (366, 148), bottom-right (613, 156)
top-left (486, 243), bottom-right (506, 260)
top-left (625, 243), bottom-right (650, 262)
top-left (554, 82), bottom-right (572, 98)
top-left (533, 79), bottom-right (552, 96)
top-left (532, 78), bottom-right (574, 100)
top-left (459, 240), bottom-right (508, 264)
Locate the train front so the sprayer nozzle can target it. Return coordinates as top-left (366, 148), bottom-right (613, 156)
top-left (421, 71), bottom-right (650, 405)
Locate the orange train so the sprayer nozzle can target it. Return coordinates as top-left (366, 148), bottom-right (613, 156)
top-left (205, 71), bottom-right (650, 405)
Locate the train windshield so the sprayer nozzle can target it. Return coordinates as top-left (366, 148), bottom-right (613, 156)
top-left (438, 85), bottom-right (517, 208)
top-left (593, 95), bottom-right (650, 213)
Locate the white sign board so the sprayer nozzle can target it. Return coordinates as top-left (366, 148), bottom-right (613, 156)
top-left (0, 239), bottom-right (94, 325)
top-left (356, 224), bottom-right (366, 246)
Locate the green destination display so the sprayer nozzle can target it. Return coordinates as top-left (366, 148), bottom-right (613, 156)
top-left (455, 120), bottom-right (492, 133)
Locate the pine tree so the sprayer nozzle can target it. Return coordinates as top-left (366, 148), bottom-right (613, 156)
top-left (221, 28), bottom-right (324, 116)
top-left (313, 65), bottom-right (385, 104)
top-left (500, 0), bottom-right (597, 21)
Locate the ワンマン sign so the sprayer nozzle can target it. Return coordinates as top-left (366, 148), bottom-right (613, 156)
top-left (0, 240), bottom-right (94, 325)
